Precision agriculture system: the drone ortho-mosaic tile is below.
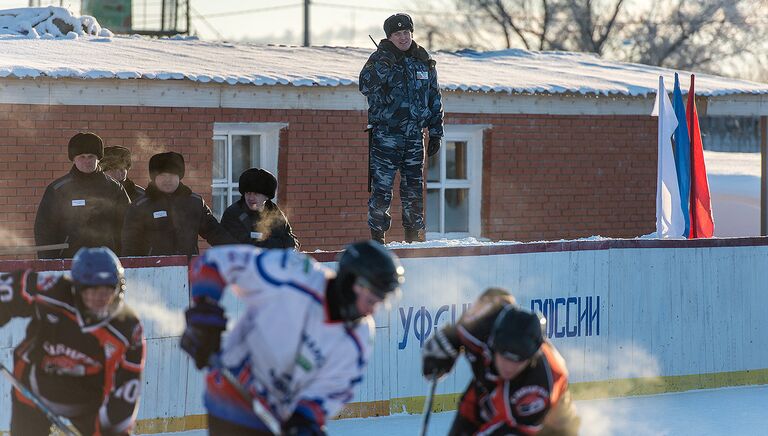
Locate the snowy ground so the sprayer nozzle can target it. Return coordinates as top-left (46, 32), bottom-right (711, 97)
top-left (162, 384), bottom-right (768, 436)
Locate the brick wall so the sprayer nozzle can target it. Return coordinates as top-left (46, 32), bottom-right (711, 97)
top-left (469, 114), bottom-right (658, 241)
top-left (0, 103), bottom-right (656, 258)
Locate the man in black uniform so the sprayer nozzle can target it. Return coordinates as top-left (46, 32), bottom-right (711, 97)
top-left (101, 145), bottom-right (146, 201)
top-left (220, 168), bottom-right (299, 250)
top-left (34, 132), bottom-right (131, 258)
top-left (121, 151), bottom-right (236, 256)
top-left (422, 288), bottom-right (580, 436)
top-left (0, 247), bottom-right (145, 435)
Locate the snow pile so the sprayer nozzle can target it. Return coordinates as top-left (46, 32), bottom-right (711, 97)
top-left (0, 7), bottom-right (112, 39)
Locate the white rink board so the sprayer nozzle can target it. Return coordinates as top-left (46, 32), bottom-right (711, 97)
top-left (1, 242), bottom-right (767, 432)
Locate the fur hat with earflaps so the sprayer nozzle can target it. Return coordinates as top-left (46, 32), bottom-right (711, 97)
top-left (68, 132), bottom-right (104, 161)
top-left (101, 146), bottom-right (132, 171)
top-left (384, 13), bottom-right (414, 37)
top-left (238, 168), bottom-right (277, 199)
top-left (149, 151), bottom-right (185, 179)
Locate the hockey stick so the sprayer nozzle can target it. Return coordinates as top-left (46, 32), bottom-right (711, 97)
top-left (208, 355), bottom-right (282, 435)
top-left (0, 362), bottom-right (80, 436)
top-left (420, 373), bottom-right (439, 436)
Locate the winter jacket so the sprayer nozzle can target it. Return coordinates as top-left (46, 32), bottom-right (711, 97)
top-left (121, 182), bottom-right (237, 256)
top-left (359, 39), bottom-right (444, 139)
top-left (34, 166), bottom-right (130, 259)
top-left (120, 178), bottom-right (146, 202)
top-left (220, 199), bottom-right (299, 250)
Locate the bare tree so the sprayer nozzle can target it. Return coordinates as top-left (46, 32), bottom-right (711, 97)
top-left (414, 0), bottom-right (768, 78)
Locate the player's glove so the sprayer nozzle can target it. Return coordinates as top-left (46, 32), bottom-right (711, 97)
top-left (283, 410), bottom-right (326, 436)
top-left (180, 299), bottom-right (227, 369)
top-left (427, 136), bottom-right (441, 157)
top-left (422, 328), bottom-right (458, 379)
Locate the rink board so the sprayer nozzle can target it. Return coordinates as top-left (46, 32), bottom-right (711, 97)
top-left (1, 238), bottom-right (768, 433)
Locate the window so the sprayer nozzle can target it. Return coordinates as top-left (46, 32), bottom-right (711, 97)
top-left (425, 125), bottom-right (486, 239)
top-left (211, 123), bottom-right (285, 218)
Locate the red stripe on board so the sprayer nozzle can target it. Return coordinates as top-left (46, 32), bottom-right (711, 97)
top-left (0, 255), bottom-right (189, 272)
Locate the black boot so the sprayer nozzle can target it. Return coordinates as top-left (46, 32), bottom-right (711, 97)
top-left (371, 229), bottom-right (385, 244)
top-left (404, 229), bottom-right (424, 243)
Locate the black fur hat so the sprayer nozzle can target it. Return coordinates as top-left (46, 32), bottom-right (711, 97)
top-left (68, 132), bottom-right (104, 161)
top-left (384, 13), bottom-right (414, 37)
top-left (149, 151), bottom-right (185, 179)
top-left (238, 168), bottom-right (277, 199)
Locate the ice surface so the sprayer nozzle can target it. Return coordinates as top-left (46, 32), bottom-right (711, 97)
top-left (159, 384), bottom-right (768, 435)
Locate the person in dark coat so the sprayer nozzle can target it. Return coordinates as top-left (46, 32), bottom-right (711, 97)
top-left (34, 132), bottom-right (131, 259)
top-left (220, 168), bottom-right (299, 250)
top-left (101, 145), bottom-right (145, 201)
top-left (121, 151), bottom-right (237, 256)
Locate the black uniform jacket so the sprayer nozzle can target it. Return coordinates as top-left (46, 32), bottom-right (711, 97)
top-left (220, 198), bottom-right (300, 250)
top-left (34, 166), bottom-right (130, 259)
top-left (0, 270), bottom-right (144, 433)
top-left (120, 178), bottom-right (146, 202)
top-left (121, 182), bottom-right (237, 256)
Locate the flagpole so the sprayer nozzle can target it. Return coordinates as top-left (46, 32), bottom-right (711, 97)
top-left (656, 76), bottom-right (664, 235)
top-left (761, 116), bottom-right (767, 235)
top-left (689, 75), bottom-right (697, 235)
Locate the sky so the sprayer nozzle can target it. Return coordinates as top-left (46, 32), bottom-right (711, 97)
top-left (0, 0), bottom-right (416, 46)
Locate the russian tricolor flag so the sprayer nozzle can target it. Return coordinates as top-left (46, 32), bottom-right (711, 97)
top-left (653, 74), bottom-right (715, 238)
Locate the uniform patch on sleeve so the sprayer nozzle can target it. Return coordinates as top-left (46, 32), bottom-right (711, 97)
top-left (36, 272), bottom-right (63, 292)
top-left (417, 71), bottom-right (429, 80)
top-left (511, 385), bottom-right (549, 416)
top-left (130, 323), bottom-right (144, 347)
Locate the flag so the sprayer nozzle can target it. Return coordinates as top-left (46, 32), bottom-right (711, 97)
top-left (652, 76), bottom-right (684, 238)
top-left (672, 73), bottom-right (691, 237)
top-left (687, 74), bottom-right (715, 237)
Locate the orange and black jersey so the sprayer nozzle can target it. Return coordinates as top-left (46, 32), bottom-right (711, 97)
top-left (0, 270), bottom-right (145, 435)
top-left (442, 300), bottom-right (569, 435)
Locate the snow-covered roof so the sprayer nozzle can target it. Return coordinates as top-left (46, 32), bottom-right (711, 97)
top-left (1, 10), bottom-right (767, 97)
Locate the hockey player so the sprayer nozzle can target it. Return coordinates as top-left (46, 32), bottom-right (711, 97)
top-left (0, 247), bottom-right (145, 436)
top-left (180, 241), bottom-right (404, 435)
top-left (422, 288), bottom-right (580, 436)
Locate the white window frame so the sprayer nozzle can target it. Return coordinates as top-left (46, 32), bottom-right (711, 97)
top-left (426, 124), bottom-right (488, 240)
top-left (211, 122), bottom-right (286, 217)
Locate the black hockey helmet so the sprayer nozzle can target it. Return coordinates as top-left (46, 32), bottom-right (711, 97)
top-left (333, 240), bottom-right (404, 321)
top-left (71, 247), bottom-right (125, 320)
top-left (489, 305), bottom-right (545, 362)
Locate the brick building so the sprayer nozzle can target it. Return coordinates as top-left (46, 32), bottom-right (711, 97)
top-left (1, 38), bottom-right (767, 253)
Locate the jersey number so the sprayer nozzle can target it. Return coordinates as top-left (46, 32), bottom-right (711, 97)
top-left (0, 277), bottom-right (13, 303)
top-left (115, 379), bottom-right (140, 403)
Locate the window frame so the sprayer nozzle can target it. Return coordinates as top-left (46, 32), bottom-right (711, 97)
top-left (211, 122), bottom-right (286, 218)
top-left (426, 124), bottom-right (487, 239)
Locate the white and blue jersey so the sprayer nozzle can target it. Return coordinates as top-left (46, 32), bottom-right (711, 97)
top-left (190, 245), bottom-right (373, 431)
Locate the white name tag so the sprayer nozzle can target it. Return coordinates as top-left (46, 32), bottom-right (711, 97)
top-left (250, 232), bottom-right (263, 240)
top-left (417, 71), bottom-right (429, 80)
top-left (71, 199), bottom-right (85, 207)
top-left (153, 210), bottom-right (168, 218)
